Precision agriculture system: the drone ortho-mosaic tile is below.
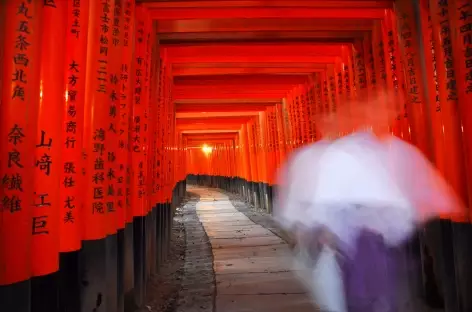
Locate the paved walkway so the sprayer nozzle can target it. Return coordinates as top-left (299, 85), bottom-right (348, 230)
top-left (188, 186), bottom-right (317, 312)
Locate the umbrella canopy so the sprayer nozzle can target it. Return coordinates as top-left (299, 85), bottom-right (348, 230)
top-left (273, 139), bottom-right (331, 231)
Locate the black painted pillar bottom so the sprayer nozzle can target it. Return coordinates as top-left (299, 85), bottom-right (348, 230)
top-left (132, 216), bottom-right (146, 308)
top-left (0, 279), bottom-right (30, 312)
top-left (106, 234), bottom-right (118, 312)
top-left (59, 250), bottom-right (81, 312)
top-left (123, 222), bottom-right (135, 312)
top-left (80, 238), bottom-right (107, 312)
top-left (117, 229), bottom-right (125, 312)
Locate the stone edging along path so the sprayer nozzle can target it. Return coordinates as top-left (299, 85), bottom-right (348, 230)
top-left (223, 191), bottom-right (294, 246)
top-left (175, 192), bottom-right (216, 312)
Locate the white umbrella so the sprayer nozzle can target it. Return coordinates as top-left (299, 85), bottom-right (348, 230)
top-left (307, 131), bottom-right (416, 248)
top-left (272, 139), bottom-right (331, 231)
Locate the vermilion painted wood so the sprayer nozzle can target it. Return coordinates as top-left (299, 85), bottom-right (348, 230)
top-left (176, 103), bottom-right (274, 113)
top-left (157, 19), bottom-right (373, 33)
top-left (142, 1), bottom-right (393, 9)
top-left (174, 92), bottom-right (289, 100)
top-left (166, 44), bottom-right (345, 57)
top-left (172, 67), bottom-right (325, 76)
top-left (173, 75), bottom-right (310, 86)
top-left (148, 7), bottom-right (386, 19)
top-left (177, 112), bottom-right (260, 118)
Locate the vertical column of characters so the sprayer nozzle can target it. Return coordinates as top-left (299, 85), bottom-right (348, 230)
top-left (307, 83), bottom-right (316, 142)
top-left (142, 14), bottom-right (153, 213)
top-left (352, 39), bottom-right (368, 98)
top-left (301, 86), bottom-right (310, 144)
top-left (395, 0), bottom-right (432, 157)
top-left (275, 103), bottom-right (286, 164)
top-left (281, 98), bottom-right (292, 156)
top-left (284, 93), bottom-right (293, 151)
top-left (313, 73), bottom-right (324, 140)
top-left (251, 121), bottom-right (260, 183)
top-left (83, 0), bottom-right (114, 240)
top-left (258, 112), bottom-right (268, 184)
top-left (32, 0), bottom-right (67, 277)
top-left (147, 26), bottom-right (159, 207)
top-left (272, 105), bottom-right (280, 170)
top-left (102, 0), bottom-right (123, 234)
top-left (118, 0), bottom-right (134, 228)
top-left (326, 65), bottom-right (339, 136)
top-left (334, 59), bottom-right (344, 114)
top-left (430, 0), bottom-right (469, 221)
top-left (299, 87), bottom-right (308, 146)
top-left (60, 0), bottom-right (90, 252)
top-left (381, 10), bottom-right (403, 136)
top-left (373, 21), bottom-right (388, 94)
top-left (418, 0), bottom-right (446, 178)
top-left (294, 90), bottom-right (303, 147)
top-left (161, 68), bottom-right (169, 200)
top-left (372, 20), bottom-right (390, 135)
top-left (306, 80), bottom-right (316, 142)
top-left (165, 70), bottom-right (173, 202)
top-left (342, 45), bottom-right (355, 102)
top-left (265, 108), bottom-right (273, 185)
top-left (334, 60), bottom-right (343, 112)
top-left (130, 5), bottom-right (147, 217)
top-left (154, 61), bottom-right (164, 204)
top-left (342, 46), bottom-right (355, 135)
top-left (363, 33), bottom-right (377, 101)
top-left (0, 0), bottom-right (42, 285)
top-left (449, 0), bottom-right (472, 212)
top-left (387, 9), bottom-right (411, 139)
top-left (245, 122), bottom-right (254, 182)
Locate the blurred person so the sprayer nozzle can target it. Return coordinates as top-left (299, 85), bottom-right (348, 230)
top-left (274, 90), bottom-right (463, 312)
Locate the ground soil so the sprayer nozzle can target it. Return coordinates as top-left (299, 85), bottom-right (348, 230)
top-left (136, 204), bottom-right (187, 312)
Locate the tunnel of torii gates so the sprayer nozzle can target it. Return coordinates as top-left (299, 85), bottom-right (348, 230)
top-left (1, 0), bottom-right (472, 311)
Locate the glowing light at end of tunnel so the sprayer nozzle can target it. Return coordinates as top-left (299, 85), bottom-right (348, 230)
top-left (202, 144), bottom-right (213, 155)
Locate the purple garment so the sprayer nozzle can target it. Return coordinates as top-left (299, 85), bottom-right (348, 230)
top-left (338, 230), bottom-right (399, 312)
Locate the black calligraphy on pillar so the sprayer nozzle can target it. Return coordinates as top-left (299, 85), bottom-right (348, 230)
top-left (399, 13), bottom-right (421, 104)
top-left (70, 0), bottom-right (81, 38)
top-left (456, 2), bottom-right (472, 94)
top-left (337, 71), bottom-right (343, 96)
top-left (428, 9), bottom-right (441, 112)
top-left (437, 1), bottom-right (458, 101)
top-left (12, 1), bottom-right (33, 103)
top-left (378, 40), bottom-right (387, 82)
top-left (387, 31), bottom-right (399, 91)
top-left (368, 46), bottom-right (377, 86)
top-left (92, 127), bottom-right (106, 214)
top-left (329, 75), bottom-right (337, 113)
top-left (344, 64), bottom-right (351, 96)
top-left (323, 80), bottom-right (329, 112)
top-left (355, 51), bottom-right (367, 90)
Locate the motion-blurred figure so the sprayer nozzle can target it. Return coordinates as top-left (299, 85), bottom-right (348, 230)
top-left (274, 91), bottom-right (463, 312)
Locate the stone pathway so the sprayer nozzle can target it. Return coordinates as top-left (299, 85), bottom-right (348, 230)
top-left (188, 186), bottom-right (317, 312)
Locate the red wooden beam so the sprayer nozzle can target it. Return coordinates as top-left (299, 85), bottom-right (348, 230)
top-left (174, 92), bottom-right (287, 100)
top-left (177, 116), bottom-right (254, 124)
top-left (180, 130), bottom-right (239, 134)
top-left (176, 112), bottom-right (260, 118)
top-left (177, 124), bottom-right (243, 130)
top-left (172, 67), bottom-right (324, 76)
top-left (166, 44), bottom-right (344, 57)
top-left (148, 8), bottom-right (386, 19)
top-left (168, 56), bottom-right (338, 64)
top-left (143, 1), bottom-right (393, 9)
top-left (172, 62), bottom-right (330, 68)
top-left (157, 18), bottom-right (373, 33)
top-left (174, 99), bottom-right (281, 104)
top-left (176, 103), bottom-right (274, 113)
top-left (173, 74), bottom-right (309, 86)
